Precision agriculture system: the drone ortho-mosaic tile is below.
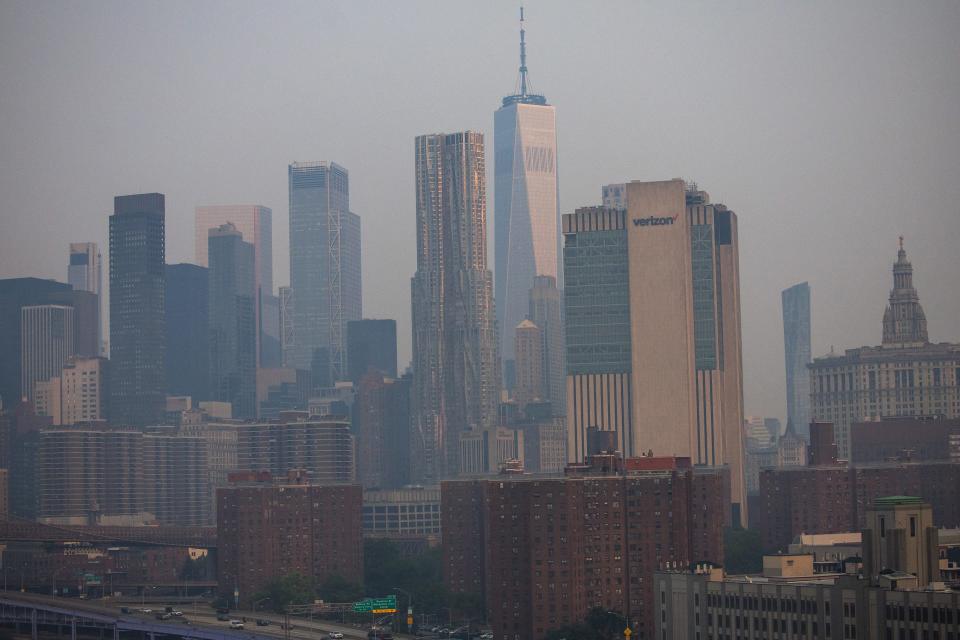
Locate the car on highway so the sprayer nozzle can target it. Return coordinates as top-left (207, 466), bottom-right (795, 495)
top-left (229, 619), bottom-right (245, 630)
top-left (217, 613), bottom-right (231, 621)
top-left (328, 633), bottom-right (344, 639)
top-left (255, 619), bottom-right (270, 626)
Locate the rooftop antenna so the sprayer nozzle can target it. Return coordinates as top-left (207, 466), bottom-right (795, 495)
top-left (519, 6), bottom-right (528, 96)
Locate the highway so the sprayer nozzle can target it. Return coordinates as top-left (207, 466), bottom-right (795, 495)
top-left (0, 591), bottom-right (414, 640)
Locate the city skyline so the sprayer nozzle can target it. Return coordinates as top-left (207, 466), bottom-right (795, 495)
top-left (1, 2), bottom-right (959, 423)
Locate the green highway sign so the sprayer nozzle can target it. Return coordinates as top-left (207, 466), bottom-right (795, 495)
top-left (352, 595), bottom-right (397, 613)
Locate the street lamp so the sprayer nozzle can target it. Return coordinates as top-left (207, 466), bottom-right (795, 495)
top-left (392, 587), bottom-right (412, 633)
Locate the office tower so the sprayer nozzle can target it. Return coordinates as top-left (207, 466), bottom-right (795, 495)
top-left (33, 356), bottom-right (106, 425)
top-left (513, 319), bottom-right (543, 406)
top-left (412, 131), bottom-right (500, 482)
top-left (109, 193), bottom-right (166, 427)
top-left (809, 240), bottom-right (960, 459)
top-left (217, 481), bottom-right (363, 608)
top-left (20, 305), bottom-right (74, 402)
top-left (562, 179), bottom-right (747, 524)
top-left (195, 205), bottom-right (275, 366)
top-left (862, 496), bottom-right (939, 587)
top-left (0, 278), bottom-right (99, 407)
top-left (346, 319), bottom-right (398, 383)
top-left (165, 263), bottom-right (209, 403)
top-left (234, 416), bottom-right (355, 483)
top-left (494, 9), bottom-right (558, 371)
top-left (143, 434), bottom-right (211, 526)
top-left (0, 279), bottom-right (71, 407)
top-left (459, 427), bottom-right (523, 474)
top-left (68, 242), bottom-right (102, 353)
top-left (208, 223), bottom-right (257, 419)
top-left (528, 274), bottom-right (564, 415)
top-left (782, 282), bottom-right (812, 439)
top-left (442, 458), bottom-right (728, 640)
top-left (279, 286), bottom-right (295, 367)
top-left (288, 162), bottom-right (362, 383)
top-left (355, 371), bottom-right (411, 489)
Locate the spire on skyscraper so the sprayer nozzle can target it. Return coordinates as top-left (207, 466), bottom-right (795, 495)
top-left (503, 7), bottom-right (546, 106)
top-left (882, 237), bottom-right (929, 346)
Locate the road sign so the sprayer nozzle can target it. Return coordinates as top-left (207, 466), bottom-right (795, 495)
top-left (352, 596), bottom-right (397, 613)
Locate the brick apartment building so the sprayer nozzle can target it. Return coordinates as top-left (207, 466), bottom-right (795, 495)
top-left (441, 457), bottom-right (729, 640)
top-left (217, 476), bottom-right (363, 607)
top-left (849, 416), bottom-right (960, 464)
top-left (757, 461), bottom-right (960, 550)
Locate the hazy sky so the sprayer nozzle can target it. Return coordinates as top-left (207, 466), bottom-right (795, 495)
top-left (1, 1), bottom-right (958, 424)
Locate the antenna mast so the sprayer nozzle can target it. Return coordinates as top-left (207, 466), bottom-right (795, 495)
top-left (519, 6), bottom-right (527, 96)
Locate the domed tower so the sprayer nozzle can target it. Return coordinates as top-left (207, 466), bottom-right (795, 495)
top-left (882, 237), bottom-right (928, 346)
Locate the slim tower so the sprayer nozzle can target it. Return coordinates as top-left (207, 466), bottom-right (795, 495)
top-left (288, 162), bottom-right (361, 384)
top-left (68, 242), bottom-right (102, 353)
top-left (782, 282), bottom-right (811, 439)
top-left (109, 193), bottom-right (166, 426)
top-left (494, 8), bottom-right (559, 373)
top-left (412, 132), bottom-right (500, 482)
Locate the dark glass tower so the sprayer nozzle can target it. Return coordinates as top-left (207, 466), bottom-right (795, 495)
top-left (165, 263), bottom-right (209, 403)
top-left (109, 193), bottom-right (166, 426)
top-left (208, 223), bottom-right (256, 419)
top-left (346, 319), bottom-right (398, 383)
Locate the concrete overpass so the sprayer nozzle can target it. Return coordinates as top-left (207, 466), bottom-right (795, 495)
top-left (0, 592), bottom-right (266, 640)
top-left (0, 518), bottom-right (216, 548)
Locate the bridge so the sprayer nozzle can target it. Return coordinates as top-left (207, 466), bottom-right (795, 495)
top-left (0, 518), bottom-right (217, 548)
top-left (0, 592), bottom-right (268, 640)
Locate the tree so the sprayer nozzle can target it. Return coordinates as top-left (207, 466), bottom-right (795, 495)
top-left (253, 572), bottom-right (314, 613)
top-left (317, 574), bottom-right (364, 603)
top-left (543, 608), bottom-right (628, 640)
top-left (363, 539), bottom-right (448, 615)
top-left (723, 527), bottom-right (764, 574)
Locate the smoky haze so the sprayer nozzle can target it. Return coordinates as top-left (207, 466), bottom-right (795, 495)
top-left (1, 0), bottom-right (958, 424)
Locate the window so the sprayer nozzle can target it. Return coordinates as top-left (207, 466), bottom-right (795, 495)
top-left (910, 516), bottom-right (917, 537)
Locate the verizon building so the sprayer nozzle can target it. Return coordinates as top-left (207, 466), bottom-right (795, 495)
top-left (563, 178), bottom-right (746, 522)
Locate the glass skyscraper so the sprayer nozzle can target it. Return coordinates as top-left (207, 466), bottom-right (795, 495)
top-left (494, 10), bottom-right (559, 370)
top-left (109, 193), bottom-right (166, 426)
top-left (782, 282), bottom-right (812, 439)
top-left (412, 131), bottom-right (500, 482)
top-left (208, 223), bottom-right (256, 419)
top-left (194, 205), bottom-right (276, 366)
top-left (288, 162), bottom-right (361, 384)
top-left (165, 263), bottom-right (209, 404)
